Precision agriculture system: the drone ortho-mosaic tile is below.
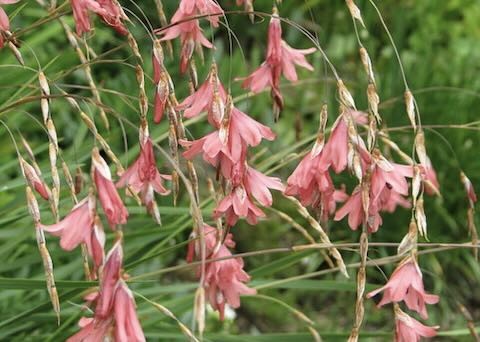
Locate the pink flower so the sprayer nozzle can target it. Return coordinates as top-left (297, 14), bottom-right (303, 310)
top-left (40, 195), bottom-right (96, 252)
top-left (188, 225), bottom-right (256, 320)
top-left (92, 149), bottom-right (128, 229)
top-left (177, 64), bottom-right (227, 127)
top-left (214, 166), bottom-right (283, 226)
top-left (157, 10), bottom-right (213, 73)
top-left (113, 281), bottom-right (145, 342)
top-left (419, 159), bottom-right (440, 196)
top-left (116, 137), bottom-right (170, 215)
top-left (70, 0), bottom-right (128, 36)
top-left (319, 116), bottom-right (349, 173)
top-left (95, 241), bottom-right (123, 318)
top-left (68, 242), bottom-right (145, 342)
top-left (178, 0), bottom-right (223, 27)
top-left (367, 257), bottom-right (439, 319)
top-left (96, 0), bottom-right (128, 35)
top-left (242, 12), bottom-right (315, 110)
top-left (461, 171), bottom-right (477, 207)
top-left (0, 0), bottom-right (19, 48)
top-left (395, 308), bottom-right (438, 342)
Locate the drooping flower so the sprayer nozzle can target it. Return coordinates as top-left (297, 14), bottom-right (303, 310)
top-left (68, 241), bottom-right (145, 342)
top-left (367, 256), bottom-right (439, 319)
top-left (0, 0), bottom-right (19, 48)
top-left (40, 195), bottom-right (96, 252)
top-left (461, 171), bottom-right (477, 207)
top-left (92, 148), bottom-right (128, 229)
top-left (116, 127), bottom-right (170, 221)
top-left (178, 0), bottom-right (223, 27)
top-left (242, 10), bottom-right (315, 115)
top-left (395, 307), bottom-right (438, 342)
top-left (214, 165), bottom-right (284, 226)
top-left (70, 0), bottom-right (128, 36)
top-left (187, 225), bottom-right (256, 319)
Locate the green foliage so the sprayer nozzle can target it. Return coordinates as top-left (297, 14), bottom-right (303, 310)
top-left (0, 0), bottom-right (479, 340)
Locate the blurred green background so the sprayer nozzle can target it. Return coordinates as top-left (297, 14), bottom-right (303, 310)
top-left (0, 0), bottom-right (479, 340)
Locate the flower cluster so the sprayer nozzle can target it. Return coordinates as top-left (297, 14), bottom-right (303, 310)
top-left (70, 0), bottom-right (128, 36)
top-left (179, 63), bottom-right (284, 226)
top-left (187, 225), bottom-right (256, 319)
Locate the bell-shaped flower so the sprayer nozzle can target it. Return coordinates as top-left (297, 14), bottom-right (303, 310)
top-left (395, 308), bottom-right (438, 342)
top-left (367, 256), bottom-right (439, 319)
top-left (188, 225), bottom-right (256, 320)
top-left (40, 195), bottom-right (96, 251)
top-left (96, 0), bottom-right (129, 35)
top-left (92, 148), bottom-right (128, 229)
top-left (117, 136), bottom-right (170, 215)
top-left (178, 0), bottom-right (223, 27)
top-left (113, 281), bottom-right (145, 342)
top-left (70, 0), bottom-right (127, 36)
top-left (21, 158), bottom-right (50, 200)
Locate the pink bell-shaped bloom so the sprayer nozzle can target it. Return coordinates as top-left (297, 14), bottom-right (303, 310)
top-left (21, 158), bottom-right (50, 200)
top-left (395, 308), bottom-right (438, 342)
top-left (367, 256), bottom-right (439, 319)
top-left (0, 0), bottom-right (19, 48)
top-left (215, 185), bottom-right (266, 226)
top-left (157, 9), bottom-right (213, 73)
top-left (319, 116), bottom-right (349, 173)
top-left (116, 135), bottom-right (171, 214)
top-left (113, 281), bottom-right (146, 342)
top-left (188, 225), bottom-right (256, 320)
top-left (178, 0), bottom-right (223, 27)
top-left (96, 0), bottom-right (129, 35)
top-left (95, 240), bottom-right (123, 318)
top-left (242, 12), bottom-right (315, 111)
top-left (244, 166), bottom-right (284, 207)
top-left (68, 241), bottom-right (145, 342)
top-left (177, 64), bottom-right (227, 127)
top-left (40, 195), bottom-right (96, 251)
top-left (419, 159), bottom-right (440, 196)
top-left (334, 187), bottom-right (383, 233)
top-left (92, 149), bottom-right (128, 229)
top-left (70, 0), bottom-right (127, 36)
top-left (84, 216), bottom-right (106, 272)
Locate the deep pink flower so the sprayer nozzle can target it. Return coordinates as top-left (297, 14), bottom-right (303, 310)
top-left (242, 13), bottom-right (315, 110)
top-left (116, 137), bottom-right (171, 215)
top-left (395, 308), bottom-right (438, 342)
top-left (0, 0), bottom-right (19, 48)
top-left (92, 149), bottom-right (128, 229)
top-left (40, 195), bottom-right (96, 251)
top-left (188, 225), bottom-right (256, 320)
top-left (367, 257), bottom-right (439, 319)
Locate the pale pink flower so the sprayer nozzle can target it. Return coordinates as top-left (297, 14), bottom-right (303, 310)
top-left (157, 10), bottom-right (213, 73)
top-left (96, 0), bottom-right (128, 35)
top-left (395, 308), bottom-right (438, 342)
top-left (177, 65), bottom-right (227, 127)
top-left (178, 0), bottom-right (223, 27)
top-left (0, 0), bottom-right (19, 48)
top-left (68, 242), bottom-right (145, 342)
top-left (113, 281), bottom-right (145, 342)
top-left (84, 216), bottom-right (106, 272)
top-left (242, 13), bottom-right (315, 110)
top-left (188, 225), bottom-right (256, 320)
top-left (95, 240), bottom-right (123, 318)
top-left (70, 0), bottom-right (127, 36)
top-left (334, 187), bottom-right (383, 233)
top-left (461, 172), bottom-right (477, 206)
top-left (319, 116), bottom-right (349, 173)
top-left (116, 138), bottom-right (171, 214)
top-left (40, 195), bottom-right (96, 252)
top-left (214, 166), bottom-right (283, 226)
top-left (92, 149), bottom-right (128, 229)
top-left (419, 159), bottom-right (440, 196)
top-left (367, 257), bottom-right (439, 319)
